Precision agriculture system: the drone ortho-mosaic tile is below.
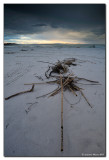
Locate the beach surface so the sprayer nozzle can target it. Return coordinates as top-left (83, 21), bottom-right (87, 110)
top-left (4, 44), bottom-right (105, 157)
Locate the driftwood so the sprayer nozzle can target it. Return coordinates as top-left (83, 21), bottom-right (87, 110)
top-left (49, 78), bottom-right (73, 97)
top-left (45, 66), bottom-right (51, 78)
top-left (49, 73), bottom-right (74, 97)
top-left (36, 86), bottom-right (59, 99)
top-left (80, 90), bottom-right (92, 108)
top-left (68, 86), bottom-right (77, 96)
top-left (76, 77), bottom-right (99, 83)
top-left (45, 61), bottom-right (69, 79)
top-left (23, 74), bottom-right (97, 108)
top-left (60, 75), bottom-right (63, 151)
top-left (75, 82), bottom-right (101, 85)
top-left (5, 84), bottom-right (34, 100)
top-left (23, 71), bottom-right (97, 109)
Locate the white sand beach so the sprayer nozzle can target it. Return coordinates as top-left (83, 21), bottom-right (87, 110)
top-left (4, 44), bottom-right (105, 156)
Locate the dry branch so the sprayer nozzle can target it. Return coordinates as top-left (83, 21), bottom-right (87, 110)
top-left (49, 73), bottom-right (74, 97)
top-left (36, 86), bottom-right (59, 99)
top-left (75, 82), bottom-right (101, 85)
top-left (60, 75), bottom-right (63, 152)
top-left (68, 86), bottom-right (77, 96)
top-left (76, 77), bottom-right (99, 83)
top-left (5, 84), bottom-right (34, 100)
top-left (80, 90), bottom-right (92, 108)
top-left (49, 78), bottom-right (73, 97)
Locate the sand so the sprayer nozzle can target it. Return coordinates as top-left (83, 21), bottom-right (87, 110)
top-left (4, 44), bottom-right (105, 157)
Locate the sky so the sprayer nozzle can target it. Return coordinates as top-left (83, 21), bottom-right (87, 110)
top-left (4, 4), bottom-right (105, 44)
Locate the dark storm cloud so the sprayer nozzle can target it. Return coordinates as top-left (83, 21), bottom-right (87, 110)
top-left (4, 4), bottom-right (105, 34)
top-left (32, 24), bottom-right (48, 27)
top-left (4, 4), bottom-right (105, 44)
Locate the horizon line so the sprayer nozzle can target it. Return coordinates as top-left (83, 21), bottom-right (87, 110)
top-left (4, 42), bottom-right (105, 45)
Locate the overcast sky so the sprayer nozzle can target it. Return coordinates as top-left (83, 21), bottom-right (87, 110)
top-left (4, 4), bottom-right (105, 44)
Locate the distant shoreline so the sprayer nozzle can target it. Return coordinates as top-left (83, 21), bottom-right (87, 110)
top-left (4, 43), bottom-right (105, 45)
top-left (4, 43), bottom-right (17, 45)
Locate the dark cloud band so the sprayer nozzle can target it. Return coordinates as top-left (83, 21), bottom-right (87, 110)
top-left (4, 4), bottom-right (106, 44)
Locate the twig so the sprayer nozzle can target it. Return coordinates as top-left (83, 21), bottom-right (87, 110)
top-left (51, 73), bottom-right (74, 80)
top-left (50, 75), bottom-right (75, 79)
top-left (49, 73), bottom-right (74, 97)
top-left (24, 80), bottom-right (58, 85)
top-left (49, 78), bottom-right (73, 97)
top-left (76, 77), bottom-right (99, 83)
top-left (36, 86), bottom-right (59, 99)
top-left (80, 90), bottom-right (92, 108)
top-left (75, 82), bottom-right (101, 85)
top-left (5, 84), bottom-right (34, 100)
top-left (45, 66), bottom-right (51, 78)
top-left (68, 86), bottom-right (77, 96)
top-left (63, 73), bottom-right (74, 84)
top-left (60, 74), bottom-right (63, 152)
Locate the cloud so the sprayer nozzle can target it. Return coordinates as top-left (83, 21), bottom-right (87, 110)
top-left (32, 23), bottom-right (48, 27)
top-left (4, 4), bottom-right (105, 33)
top-left (4, 27), bottom-right (105, 44)
top-left (4, 4), bottom-right (105, 44)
